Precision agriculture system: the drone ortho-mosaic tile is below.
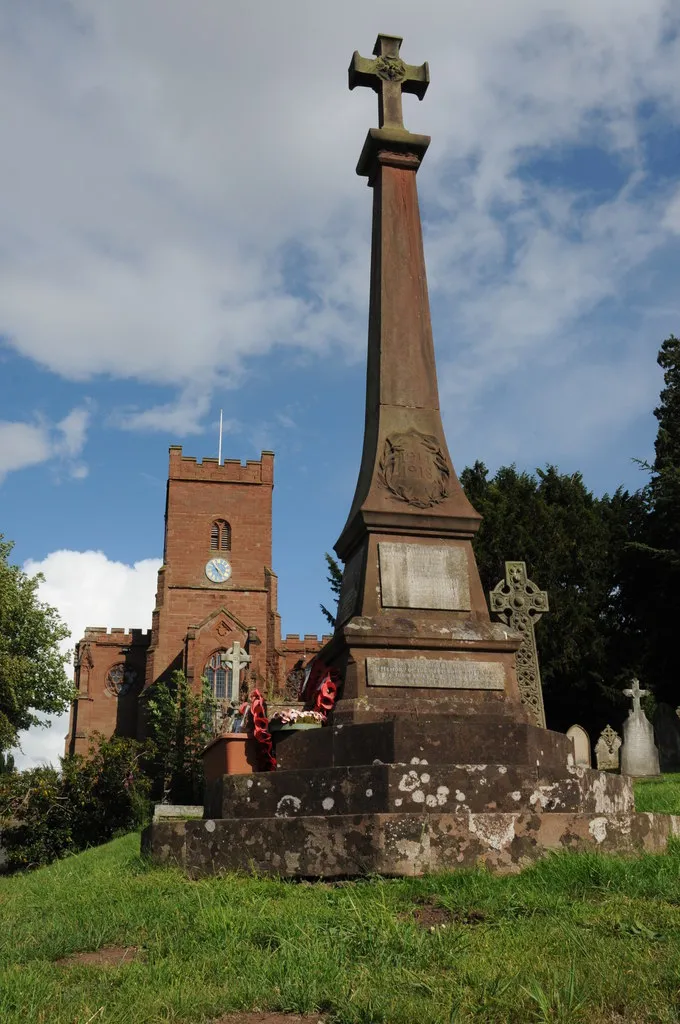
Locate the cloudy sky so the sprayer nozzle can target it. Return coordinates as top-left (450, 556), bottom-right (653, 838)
top-left (2, 1), bottom-right (679, 766)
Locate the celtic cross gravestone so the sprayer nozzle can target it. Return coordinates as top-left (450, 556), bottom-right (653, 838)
top-left (489, 562), bottom-right (549, 727)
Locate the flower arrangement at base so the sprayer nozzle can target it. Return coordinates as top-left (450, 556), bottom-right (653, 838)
top-left (268, 708), bottom-right (325, 731)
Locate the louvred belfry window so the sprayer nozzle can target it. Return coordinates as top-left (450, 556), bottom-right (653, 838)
top-left (210, 520), bottom-right (231, 551)
top-left (205, 651), bottom-right (232, 700)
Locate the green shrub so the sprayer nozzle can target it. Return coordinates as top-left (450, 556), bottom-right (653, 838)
top-left (0, 735), bottom-right (150, 873)
top-left (143, 669), bottom-right (216, 804)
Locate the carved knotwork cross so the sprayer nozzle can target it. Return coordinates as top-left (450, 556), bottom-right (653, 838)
top-left (599, 724), bottom-right (621, 754)
top-left (490, 561), bottom-right (549, 728)
top-left (349, 34), bottom-right (429, 129)
top-left (623, 677), bottom-right (649, 715)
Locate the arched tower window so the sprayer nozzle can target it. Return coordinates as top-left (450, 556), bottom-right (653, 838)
top-left (210, 520), bottom-right (231, 551)
top-left (205, 650), bottom-right (232, 700)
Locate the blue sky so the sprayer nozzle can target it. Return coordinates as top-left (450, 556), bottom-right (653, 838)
top-left (2, 0), bottom-right (679, 764)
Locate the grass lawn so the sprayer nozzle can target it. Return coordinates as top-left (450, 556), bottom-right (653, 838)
top-left (1, 782), bottom-right (680, 1024)
top-left (634, 773), bottom-right (680, 814)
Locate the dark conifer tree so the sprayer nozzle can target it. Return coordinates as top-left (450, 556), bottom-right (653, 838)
top-left (460, 463), bottom-right (644, 736)
top-left (628, 335), bottom-right (680, 704)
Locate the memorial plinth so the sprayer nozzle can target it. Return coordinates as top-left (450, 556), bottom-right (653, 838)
top-left (142, 35), bottom-right (680, 876)
top-left (146, 714), bottom-right (680, 875)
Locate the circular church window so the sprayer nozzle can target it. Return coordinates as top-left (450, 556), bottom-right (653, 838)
top-left (105, 663), bottom-right (137, 698)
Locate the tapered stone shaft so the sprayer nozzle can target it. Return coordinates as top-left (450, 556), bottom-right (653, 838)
top-left (323, 36), bottom-right (524, 722)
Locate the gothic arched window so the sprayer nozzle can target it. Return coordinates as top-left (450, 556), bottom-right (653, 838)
top-left (210, 520), bottom-right (231, 551)
top-left (204, 650), bottom-right (232, 700)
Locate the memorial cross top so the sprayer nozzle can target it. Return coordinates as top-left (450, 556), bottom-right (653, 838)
top-left (624, 677), bottom-right (649, 715)
top-left (349, 34), bottom-right (429, 129)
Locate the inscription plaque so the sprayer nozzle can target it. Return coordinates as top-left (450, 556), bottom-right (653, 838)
top-left (379, 542), bottom-right (471, 610)
top-left (366, 658), bottom-right (505, 690)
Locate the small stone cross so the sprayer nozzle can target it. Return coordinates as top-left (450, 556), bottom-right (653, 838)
top-left (349, 34), bottom-right (429, 129)
top-left (490, 561), bottom-right (549, 728)
top-left (623, 678), bottom-right (649, 716)
top-left (221, 641), bottom-right (251, 700)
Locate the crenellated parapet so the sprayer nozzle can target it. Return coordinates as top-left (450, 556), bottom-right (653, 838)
top-left (168, 446), bottom-right (274, 485)
top-left (82, 627), bottom-right (152, 645)
top-left (283, 633), bottom-right (334, 646)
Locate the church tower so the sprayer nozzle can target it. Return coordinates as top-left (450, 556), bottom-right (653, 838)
top-left (65, 445), bottom-right (330, 757)
top-left (143, 446), bottom-right (281, 700)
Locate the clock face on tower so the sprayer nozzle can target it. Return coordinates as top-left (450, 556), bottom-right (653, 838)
top-left (205, 557), bottom-right (232, 583)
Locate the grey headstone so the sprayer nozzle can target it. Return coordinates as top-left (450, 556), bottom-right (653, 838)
top-left (621, 713), bottom-right (661, 777)
top-left (567, 724), bottom-right (591, 767)
top-left (366, 657), bottom-right (505, 690)
top-left (653, 703), bottom-right (680, 772)
top-left (595, 725), bottom-right (621, 771)
top-left (378, 542), bottom-right (471, 611)
top-left (620, 678), bottom-right (660, 777)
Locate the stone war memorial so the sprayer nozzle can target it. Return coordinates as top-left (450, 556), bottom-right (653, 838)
top-left (143, 34), bottom-right (679, 876)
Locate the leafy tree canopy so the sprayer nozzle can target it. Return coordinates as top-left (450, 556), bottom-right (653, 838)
top-left (0, 536), bottom-right (73, 753)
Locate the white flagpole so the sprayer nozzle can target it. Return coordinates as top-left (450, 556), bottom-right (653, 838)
top-left (218, 409), bottom-right (223, 465)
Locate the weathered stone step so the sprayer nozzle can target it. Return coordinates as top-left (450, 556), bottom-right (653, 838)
top-left (143, 809), bottom-right (680, 878)
top-left (273, 716), bottom-right (574, 774)
top-left (204, 761), bottom-right (633, 819)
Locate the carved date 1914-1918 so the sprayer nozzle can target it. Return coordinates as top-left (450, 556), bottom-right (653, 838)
top-left (378, 430), bottom-right (450, 509)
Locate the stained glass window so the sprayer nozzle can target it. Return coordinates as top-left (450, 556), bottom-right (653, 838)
top-left (205, 651), bottom-right (233, 700)
top-left (105, 664), bottom-right (136, 698)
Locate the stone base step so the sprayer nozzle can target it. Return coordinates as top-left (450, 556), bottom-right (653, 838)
top-left (142, 809), bottom-right (680, 878)
top-left (274, 716), bottom-right (573, 774)
top-left (205, 761), bottom-right (633, 819)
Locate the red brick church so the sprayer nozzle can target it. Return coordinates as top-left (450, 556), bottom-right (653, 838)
top-left (66, 446), bottom-right (330, 756)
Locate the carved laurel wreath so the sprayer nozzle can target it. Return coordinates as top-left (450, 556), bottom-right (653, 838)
top-left (374, 56), bottom-right (407, 82)
top-left (378, 430), bottom-right (450, 508)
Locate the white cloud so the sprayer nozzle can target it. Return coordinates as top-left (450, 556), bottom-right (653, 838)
top-left (664, 188), bottom-right (680, 233)
top-left (13, 550), bottom-right (161, 769)
top-left (0, 0), bottom-right (678, 446)
top-left (436, 177), bottom-right (668, 406)
top-left (0, 422), bottom-right (51, 478)
top-left (54, 406), bottom-right (89, 458)
top-left (113, 386), bottom-right (238, 436)
top-left (0, 405), bottom-right (90, 483)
